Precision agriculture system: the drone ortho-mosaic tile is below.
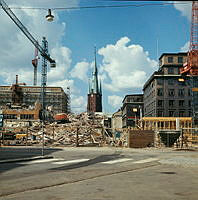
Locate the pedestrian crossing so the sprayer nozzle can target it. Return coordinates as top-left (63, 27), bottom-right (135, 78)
top-left (19, 157), bottom-right (159, 166)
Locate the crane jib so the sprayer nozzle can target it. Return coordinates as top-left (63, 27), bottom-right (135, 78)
top-left (0, 0), bottom-right (56, 67)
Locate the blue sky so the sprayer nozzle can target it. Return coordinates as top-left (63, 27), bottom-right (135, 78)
top-left (0, 0), bottom-right (192, 113)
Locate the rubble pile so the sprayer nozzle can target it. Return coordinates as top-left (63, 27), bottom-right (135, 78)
top-left (1, 112), bottom-right (128, 147)
top-left (28, 112), bottom-right (106, 147)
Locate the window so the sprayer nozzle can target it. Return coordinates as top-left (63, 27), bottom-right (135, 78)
top-left (189, 100), bottom-right (192, 107)
top-left (178, 89), bottom-right (185, 96)
top-left (178, 56), bottom-right (183, 63)
top-left (20, 114), bottom-right (34, 119)
top-left (157, 79), bottom-right (163, 85)
top-left (178, 79), bottom-right (186, 86)
top-left (157, 110), bottom-right (163, 117)
top-left (168, 56), bottom-right (173, 63)
top-left (179, 111), bottom-right (185, 117)
top-left (169, 100), bottom-right (174, 107)
top-left (169, 110), bottom-right (175, 117)
top-left (188, 88), bottom-right (192, 96)
top-left (157, 100), bottom-right (163, 107)
top-left (168, 79), bottom-right (174, 85)
top-left (157, 88), bottom-right (163, 96)
top-left (4, 114), bottom-right (17, 119)
top-left (168, 67), bottom-right (174, 74)
top-left (168, 89), bottom-right (175, 96)
top-left (179, 100), bottom-right (185, 107)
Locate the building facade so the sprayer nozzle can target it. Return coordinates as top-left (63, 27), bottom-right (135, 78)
top-left (111, 109), bottom-right (122, 129)
top-left (87, 49), bottom-right (102, 113)
top-left (143, 52), bottom-right (192, 117)
top-left (121, 94), bottom-right (143, 128)
top-left (0, 83), bottom-right (68, 114)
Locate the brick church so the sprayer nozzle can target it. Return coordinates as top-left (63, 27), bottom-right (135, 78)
top-left (87, 48), bottom-right (102, 113)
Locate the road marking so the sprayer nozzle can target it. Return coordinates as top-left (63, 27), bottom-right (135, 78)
top-left (20, 158), bottom-right (64, 164)
top-left (102, 158), bottom-right (133, 164)
top-left (133, 158), bottom-right (158, 164)
top-left (53, 158), bottom-right (90, 165)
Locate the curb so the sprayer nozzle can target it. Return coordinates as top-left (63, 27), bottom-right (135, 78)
top-left (0, 155), bottom-right (53, 164)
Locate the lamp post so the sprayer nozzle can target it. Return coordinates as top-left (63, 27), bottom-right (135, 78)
top-left (133, 108), bottom-right (138, 127)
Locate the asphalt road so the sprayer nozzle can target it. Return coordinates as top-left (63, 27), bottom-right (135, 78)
top-left (0, 147), bottom-right (198, 200)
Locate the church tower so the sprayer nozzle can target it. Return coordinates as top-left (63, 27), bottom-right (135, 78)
top-left (87, 47), bottom-right (102, 113)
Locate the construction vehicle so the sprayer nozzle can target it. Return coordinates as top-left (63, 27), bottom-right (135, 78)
top-left (180, 1), bottom-right (198, 125)
top-left (54, 113), bottom-right (69, 124)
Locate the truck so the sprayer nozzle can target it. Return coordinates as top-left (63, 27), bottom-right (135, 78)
top-left (54, 113), bottom-right (69, 124)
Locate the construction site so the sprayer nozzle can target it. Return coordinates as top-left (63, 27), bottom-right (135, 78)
top-left (0, 1), bottom-right (198, 151)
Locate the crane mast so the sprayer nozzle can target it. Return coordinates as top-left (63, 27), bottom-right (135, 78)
top-left (180, 1), bottom-right (198, 125)
top-left (0, 0), bottom-right (56, 122)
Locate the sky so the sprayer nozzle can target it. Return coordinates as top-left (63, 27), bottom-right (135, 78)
top-left (0, 0), bottom-right (192, 114)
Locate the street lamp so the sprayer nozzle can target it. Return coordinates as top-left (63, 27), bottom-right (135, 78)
top-left (46, 9), bottom-right (54, 22)
top-left (133, 108), bottom-right (138, 127)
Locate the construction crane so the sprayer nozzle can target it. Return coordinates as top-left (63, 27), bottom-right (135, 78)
top-left (0, 0), bottom-right (56, 67)
top-left (180, 1), bottom-right (198, 125)
top-left (0, 0), bottom-right (56, 120)
top-left (32, 47), bottom-right (39, 86)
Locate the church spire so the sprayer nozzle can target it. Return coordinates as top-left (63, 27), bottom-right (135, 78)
top-left (87, 47), bottom-right (102, 113)
top-left (91, 46), bottom-right (99, 94)
top-left (93, 46), bottom-right (98, 75)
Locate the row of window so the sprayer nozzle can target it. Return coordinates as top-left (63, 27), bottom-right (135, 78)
top-left (3, 114), bottom-right (34, 120)
top-left (157, 79), bottom-right (190, 86)
top-left (157, 110), bottom-right (192, 117)
top-left (167, 56), bottom-right (183, 64)
top-left (126, 97), bottom-right (143, 103)
top-left (157, 88), bottom-right (191, 96)
top-left (158, 100), bottom-right (191, 107)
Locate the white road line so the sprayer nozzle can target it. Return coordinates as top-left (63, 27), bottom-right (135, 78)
top-left (102, 158), bottom-right (133, 164)
top-left (20, 158), bottom-right (64, 164)
top-left (133, 158), bottom-right (158, 164)
top-left (53, 158), bottom-right (90, 165)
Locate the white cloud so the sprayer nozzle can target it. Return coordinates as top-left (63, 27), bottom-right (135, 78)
top-left (6, 0), bottom-right (79, 8)
top-left (70, 61), bottom-right (90, 81)
top-left (98, 37), bottom-right (158, 92)
top-left (180, 41), bottom-right (190, 52)
top-left (71, 95), bottom-right (87, 113)
top-left (0, 0), bottom-right (87, 114)
top-left (173, 1), bottom-right (191, 20)
top-left (0, 0), bottom-right (79, 85)
top-left (48, 46), bottom-right (72, 83)
top-left (108, 95), bottom-right (123, 108)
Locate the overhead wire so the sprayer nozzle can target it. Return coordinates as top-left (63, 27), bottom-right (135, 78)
top-left (3, 1), bottom-right (191, 11)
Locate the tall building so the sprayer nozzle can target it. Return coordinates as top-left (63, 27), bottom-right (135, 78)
top-left (0, 76), bottom-right (68, 114)
top-left (87, 48), bottom-right (102, 113)
top-left (143, 52), bottom-right (192, 117)
top-left (121, 94), bottom-right (143, 127)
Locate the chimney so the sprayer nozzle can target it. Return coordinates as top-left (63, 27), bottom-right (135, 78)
top-left (16, 75), bottom-right (18, 85)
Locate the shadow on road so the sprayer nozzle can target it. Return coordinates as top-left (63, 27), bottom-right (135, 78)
top-left (49, 153), bottom-right (124, 171)
top-left (0, 147), bottom-right (63, 173)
